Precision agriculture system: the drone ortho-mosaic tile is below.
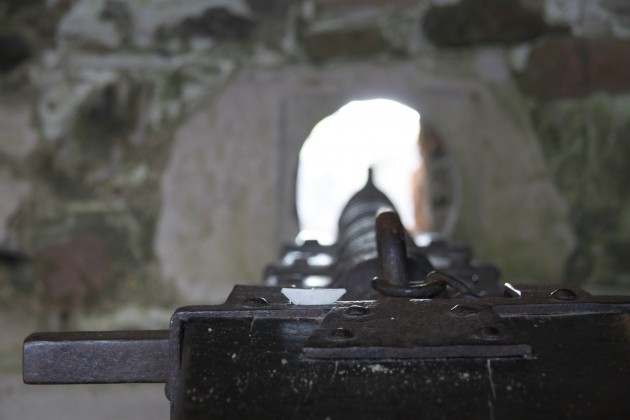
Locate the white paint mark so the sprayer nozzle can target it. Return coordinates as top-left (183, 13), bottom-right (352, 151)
top-left (487, 360), bottom-right (496, 399)
top-left (368, 364), bottom-right (391, 374)
top-left (249, 316), bottom-right (257, 335)
top-left (487, 359), bottom-right (497, 420)
top-left (281, 288), bottom-right (346, 305)
top-left (329, 361), bottom-right (339, 385)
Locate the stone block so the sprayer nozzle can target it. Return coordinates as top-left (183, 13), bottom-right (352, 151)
top-left (588, 39), bottom-right (630, 92)
top-left (531, 95), bottom-right (630, 285)
top-left (58, 0), bottom-right (253, 50)
top-left (518, 38), bottom-right (630, 97)
top-left (302, 24), bottom-right (390, 61)
top-left (312, 0), bottom-right (416, 19)
top-left (0, 32), bottom-right (31, 74)
top-left (34, 234), bottom-right (111, 315)
top-left (422, 0), bottom-right (546, 47)
top-left (517, 38), bottom-right (588, 97)
top-left (178, 7), bottom-right (255, 40)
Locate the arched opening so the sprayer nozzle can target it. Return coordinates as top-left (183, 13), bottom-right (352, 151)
top-left (296, 98), bottom-right (431, 244)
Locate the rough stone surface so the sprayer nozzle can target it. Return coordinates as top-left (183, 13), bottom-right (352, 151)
top-left (588, 39), bottom-right (630, 92)
top-left (0, 169), bottom-right (30, 243)
top-left (2, 1), bottom-right (630, 415)
top-left (0, 100), bottom-right (39, 159)
top-left (0, 0), bottom-right (627, 329)
top-left (532, 95), bottom-right (630, 286)
top-left (34, 234), bottom-right (111, 316)
top-left (545, 0), bottom-right (630, 38)
top-left (302, 23), bottom-right (391, 61)
top-left (474, 49), bottom-right (510, 83)
top-left (156, 72), bottom-right (281, 303)
top-left (423, 0), bottom-right (547, 47)
top-left (517, 38), bottom-right (588, 97)
top-left (58, 0), bottom-right (253, 50)
top-left (312, 0), bottom-right (417, 18)
top-left (518, 38), bottom-right (630, 97)
top-left (0, 32), bottom-right (31, 74)
top-left (157, 62), bottom-right (575, 302)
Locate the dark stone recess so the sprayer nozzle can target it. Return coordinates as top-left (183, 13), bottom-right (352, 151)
top-left (245, 0), bottom-right (292, 15)
top-left (518, 38), bottom-right (630, 98)
top-left (0, 32), bottom-right (31, 73)
top-left (588, 39), bottom-right (630, 92)
top-left (422, 0), bottom-right (546, 47)
top-left (0, 0), bottom-right (44, 17)
top-left (517, 39), bottom-right (589, 97)
top-left (302, 25), bottom-right (392, 62)
top-left (99, 0), bottom-right (134, 45)
top-left (179, 7), bottom-right (255, 40)
top-left (312, 0), bottom-right (417, 18)
top-left (602, 0), bottom-right (630, 18)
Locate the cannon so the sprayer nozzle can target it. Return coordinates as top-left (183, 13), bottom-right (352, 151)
top-left (23, 172), bottom-right (630, 419)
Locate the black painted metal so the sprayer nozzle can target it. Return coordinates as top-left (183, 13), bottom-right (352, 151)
top-left (168, 285), bottom-right (630, 419)
top-left (23, 330), bottom-right (170, 384)
top-left (20, 171), bottom-right (630, 419)
top-left (22, 280), bottom-right (630, 418)
top-left (375, 208), bottom-right (411, 287)
top-left (264, 172), bottom-right (501, 299)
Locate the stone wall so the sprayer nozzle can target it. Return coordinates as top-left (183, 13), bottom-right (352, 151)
top-left (1, 0), bottom-right (629, 333)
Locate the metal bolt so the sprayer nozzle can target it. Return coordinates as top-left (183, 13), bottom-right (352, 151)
top-left (550, 288), bottom-right (577, 301)
top-left (450, 304), bottom-right (477, 316)
top-left (328, 327), bottom-right (354, 340)
top-left (241, 297), bottom-right (269, 307)
top-left (344, 305), bottom-right (368, 317)
top-left (479, 326), bottom-right (502, 340)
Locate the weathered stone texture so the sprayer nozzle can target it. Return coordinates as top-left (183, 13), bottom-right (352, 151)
top-left (588, 39), bottom-right (630, 92)
top-left (156, 63), bottom-right (574, 303)
top-left (0, 169), bottom-right (31, 242)
top-left (302, 24), bottom-right (391, 61)
top-left (34, 234), bottom-right (111, 316)
top-left (423, 0), bottom-right (547, 47)
top-left (156, 71), bottom-right (281, 303)
top-left (532, 95), bottom-right (630, 285)
top-left (517, 39), bottom-right (588, 97)
top-left (0, 0), bottom-right (629, 322)
top-left (58, 0), bottom-right (253, 50)
top-left (312, 0), bottom-right (417, 17)
top-left (0, 32), bottom-right (31, 74)
top-left (518, 38), bottom-right (630, 97)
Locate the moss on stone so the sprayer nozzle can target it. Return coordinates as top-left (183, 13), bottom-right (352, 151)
top-left (532, 94), bottom-right (630, 285)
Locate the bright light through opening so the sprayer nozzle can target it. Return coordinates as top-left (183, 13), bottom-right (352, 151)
top-left (297, 99), bottom-right (422, 244)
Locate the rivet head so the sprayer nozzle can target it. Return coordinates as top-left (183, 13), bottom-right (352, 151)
top-left (328, 327), bottom-right (354, 340)
top-left (450, 305), bottom-right (478, 316)
top-left (479, 326), bottom-right (503, 340)
top-left (344, 305), bottom-right (368, 317)
top-left (242, 297), bottom-right (269, 307)
top-left (550, 288), bottom-right (577, 301)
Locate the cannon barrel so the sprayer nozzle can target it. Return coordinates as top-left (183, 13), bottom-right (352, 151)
top-left (265, 169), bottom-right (501, 299)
